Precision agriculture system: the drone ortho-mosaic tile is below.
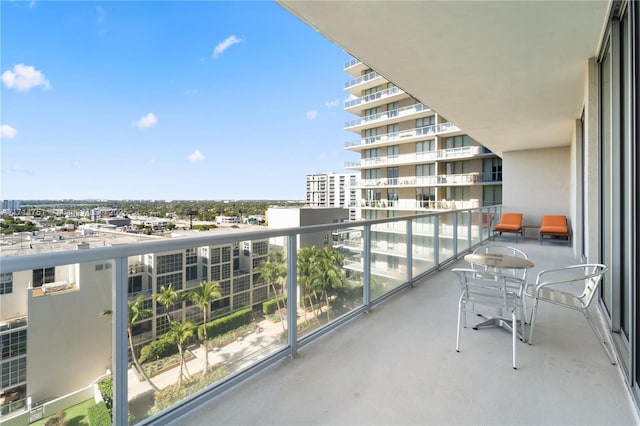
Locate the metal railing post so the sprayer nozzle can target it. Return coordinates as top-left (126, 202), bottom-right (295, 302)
top-left (452, 213), bottom-right (458, 256)
top-left (286, 234), bottom-right (298, 357)
top-left (406, 219), bottom-right (413, 284)
top-left (363, 225), bottom-right (371, 311)
top-left (434, 215), bottom-right (440, 267)
top-left (112, 256), bottom-right (128, 426)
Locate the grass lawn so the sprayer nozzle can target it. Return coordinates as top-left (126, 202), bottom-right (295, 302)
top-left (30, 398), bottom-right (95, 426)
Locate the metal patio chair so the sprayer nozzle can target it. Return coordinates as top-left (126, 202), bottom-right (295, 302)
top-left (471, 245), bottom-right (531, 316)
top-left (453, 268), bottom-right (526, 369)
top-left (526, 263), bottom-right (616, 364)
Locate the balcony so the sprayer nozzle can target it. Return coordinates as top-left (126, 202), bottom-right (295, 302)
top-left (344, 86), bottom-right (406, 114)
top-left (345, 122), bottom-right (462, 150)
top-left (344, 146), bottom-right (488, 170)
top-left (344, 70), bottom-right (384, 95)
top-left (1, 209), bottom-right (636, 425)
top-left (172, 239), bottom-right (637, 426)
top-left (343, 58), bottom-right (367, 77)
top-left (344, 103), bottom-right (431, 132)
top-left (353, 172), bottom-right (500, 189)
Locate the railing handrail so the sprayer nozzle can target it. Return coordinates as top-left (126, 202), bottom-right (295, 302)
top-left (344, 103), bottom-right (429, 128)
top-left (1, 208), bottom-right (494, 273)
top-left (345, 122), bottom-right (461, 148)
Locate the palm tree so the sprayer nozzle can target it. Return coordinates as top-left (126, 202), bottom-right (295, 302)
top-left (166, 320), bottom-right (194, 387)
top-left (297, 246), bottom-right (322, 324)
top-left (154, 283), bottom-right (178, 322)
top-left (184, 281), bottom-right (221, 372)
top-left (255, 251), bottom-right (287, 332)
top-left (315, 248), bottom-right (346, 322)
top-left (101, 295), bottom-right (160, 392)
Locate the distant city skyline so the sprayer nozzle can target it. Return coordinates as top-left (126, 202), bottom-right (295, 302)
top-left (0, 1), bottom-right (356, 200)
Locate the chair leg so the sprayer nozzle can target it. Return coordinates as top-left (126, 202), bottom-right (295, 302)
top-left (583, 309), bottom-right (617, 365)
top-left (528, 298), bottom-right (540, 345)
top-left (512, 308), bottom-right (518, 369)
top-left (456, 300), bottom-right (464, 352)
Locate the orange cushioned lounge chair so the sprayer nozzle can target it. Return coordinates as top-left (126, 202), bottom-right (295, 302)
top-left (539, 215), bottom-right (571, 244)
top-left (492, 212), bottom-right (523, 242)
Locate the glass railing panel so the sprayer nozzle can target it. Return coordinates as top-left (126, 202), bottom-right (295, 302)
top-left (0, 261), bottom-right (112, 425)
top-left (456, 211), bottom-right (472, 254)
top-left (369, 221), bottom-right (406, 300)
top-left (296, 230), bottom-right (364, 339)
top-left (438, 212), bottom-right (456, 264)
top-left (412, 216), bottom-right (436, 276)
top-left (136, 238), bottom-right (287, 422)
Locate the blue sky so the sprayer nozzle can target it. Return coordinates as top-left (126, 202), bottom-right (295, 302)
top-left (0, 1), bottom-right (357, 200)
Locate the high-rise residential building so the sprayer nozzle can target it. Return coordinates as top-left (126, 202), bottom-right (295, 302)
top-left (342, 62), bottom-right (503, 217)
top-left (1, 200), bottom-right (21, 214)
top-left (306, 172), bottom-right (359, 220)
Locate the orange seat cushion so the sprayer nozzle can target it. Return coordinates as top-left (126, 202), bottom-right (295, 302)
top-left (540, 215), bottom-right (568, 234)
top-left (494, 213), bottom-right (523, 232)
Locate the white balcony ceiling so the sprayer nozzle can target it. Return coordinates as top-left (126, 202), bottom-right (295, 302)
top-left (278, 1), bottom-right (611, 157)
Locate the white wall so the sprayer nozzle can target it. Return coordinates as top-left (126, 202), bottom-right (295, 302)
top-left (0, 271), bottom-right (30, 321)
top-left (503, 146), bottom-right (571, 228)
top-left (26, 261), bottom-right (111, 402)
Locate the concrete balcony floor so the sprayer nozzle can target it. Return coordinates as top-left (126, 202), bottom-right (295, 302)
top-left (171, 239), bottom-right (639, 425)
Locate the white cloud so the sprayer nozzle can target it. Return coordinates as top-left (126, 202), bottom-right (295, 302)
top-left (212, 35), bottom-right (242, 59)
top-left (11, 165), bottom-right (34, 175)
top-left (96, 6), bottom-right (106, 25)
top-left (188, 149), bottom-right (205, 163)
top-left (147, 159), bottom-right (156, 167)
top-left (184, 89), bottom-right (198, 95)
top-left (325, 99), bottom-right (339, 107)
top-left (0, 125), bottom-right (18, 139)
top-left (134, 113), bottom-right (158, 129)
top-left (1, 64), bottom-right (51, 92)
top-left (306, 110), bottom-right (318, 120)
top-left (29, 1), bottom-right (36, 8)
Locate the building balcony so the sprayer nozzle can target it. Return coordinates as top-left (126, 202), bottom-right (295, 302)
top-left (345, 122), bottom-right (462, 150)
top-left (357, 199), bottom-right (482, 212)
top-left (344, 146), bottom-right (489, 170)
top-left (1, 209), bottom-right (635, 425)
top-left (344, 86), bottom-right (407, 114)
top-left (344, 103), bottom-right (432, 133)
top-left (172, 239), bottom-right (636, 426)
top-left (344, 70), bottom-right (384, 95)
top-left (343, 57), bottom-right (367, 77)
top-left (353, 172), bottom-right (501, 189)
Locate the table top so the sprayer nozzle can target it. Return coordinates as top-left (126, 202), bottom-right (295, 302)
top-left (464, 253), bottom-right (534, 269)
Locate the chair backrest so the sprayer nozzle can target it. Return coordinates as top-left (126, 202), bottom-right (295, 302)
top-left (453, 268), bottom-right (522, 309)
top-left (536, 264), bottom-right (607, 308)
top-left (472, 245), bottom-right (529, 280)
top-left (498, 213), bottom-right (523, 226)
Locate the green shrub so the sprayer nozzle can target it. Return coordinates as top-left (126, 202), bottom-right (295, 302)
top-left (87, 402), bottom-right (111, 426)
top-left (197, 308), bottom-right (253, 341)
top-left (152, 364), bottom-right (229, 413)
top-left (97, 376), bottom-right (113, 411)
top-left (139, 335), bottom-right (178, 364)
top-left (44, 411), bottom-right (65, 426)
top-left (262, 296), bottom-right (287, 315)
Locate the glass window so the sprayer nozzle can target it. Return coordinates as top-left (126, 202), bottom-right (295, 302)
top-left (32, 267), bottom-right (54, 288)
top-left (156, 253), bottom-right (183, 274)
top-left (444, 135), bottom-right (471, 148)
top-left (0, 273), bottom-right (13, 295)
top-left (416, 164), bottom-right (435, 176)
top-left (416, 116), bottom-right (435, 128)
top-left (416, 140), bottom-right (435, 153)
